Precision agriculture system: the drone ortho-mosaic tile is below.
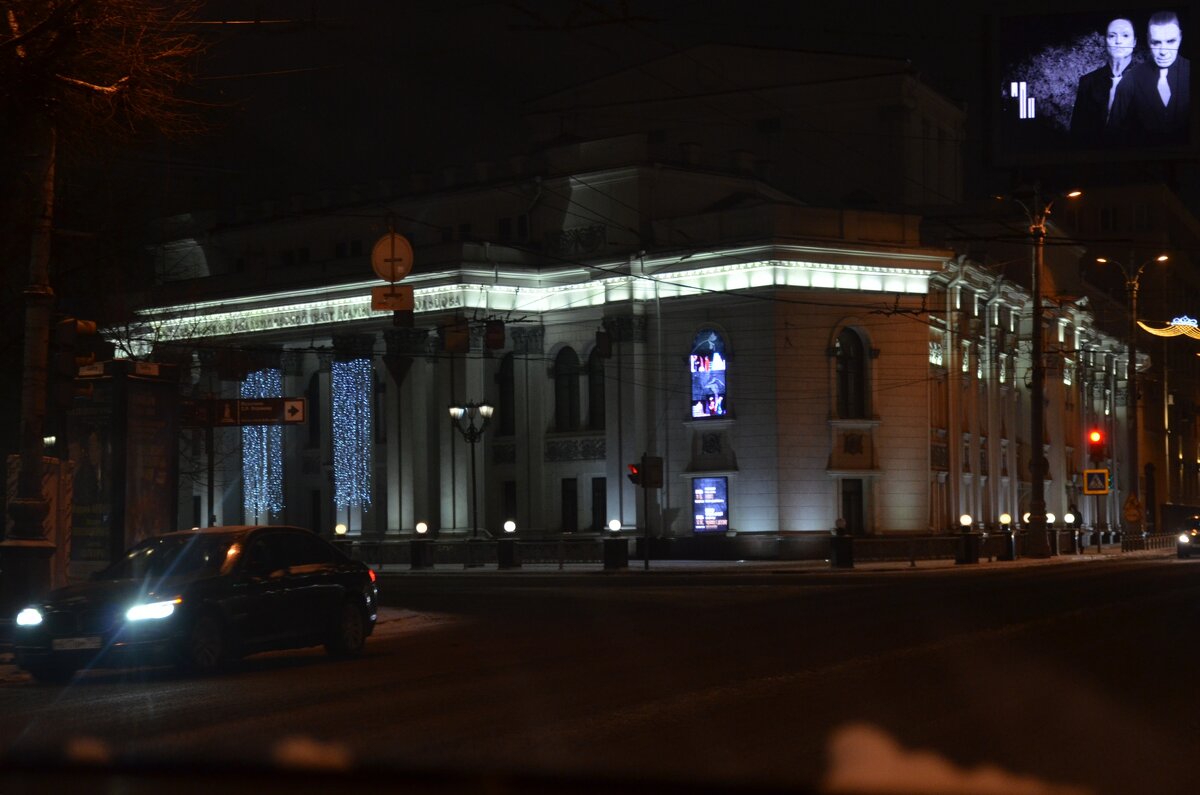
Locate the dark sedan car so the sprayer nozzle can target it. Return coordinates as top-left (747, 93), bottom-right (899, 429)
top-left (12, 525), bottom-right (377, 683)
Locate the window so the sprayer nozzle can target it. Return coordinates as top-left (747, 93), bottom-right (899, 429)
top-left (497, 353), bottom-right (515, 435)
top-left (588, 350), bottom-right (606, 429)
top-left (554, 347), bottom-right (581, 432)
top-left (561, 478), bottom-right (578, 532)
top-left (835, 328), bottom-right (868, 418)
top-left (1099, 206), bottom-right (1119, 232)
top-left (690, 329), bottom-right (729, 418)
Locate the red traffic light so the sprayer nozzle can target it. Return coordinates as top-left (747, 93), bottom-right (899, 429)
top-left (1087, 428), bottom-right (1107, 461)
top-left (1088, 429), bottom-right (1103, 444)
top-left (626, 464), bottom-right (640, 485)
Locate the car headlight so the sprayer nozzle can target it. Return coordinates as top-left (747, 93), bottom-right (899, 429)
top-left (1180, 534), bottom-right (1191, 544)
top-left (125, 598), bottom-right (181, 622)
top-left (16, 607), bottom-right (43, 627)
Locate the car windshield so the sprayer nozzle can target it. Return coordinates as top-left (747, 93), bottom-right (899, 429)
top-left (96, 534), bottom-right (235, 582)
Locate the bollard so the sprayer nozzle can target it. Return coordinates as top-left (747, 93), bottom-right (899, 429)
top-left (410, 538), bottom-right (433, 570)
top-left (830, 534), bottom-right (854, 568)
top-left (603, 537), bottom-right (628, 570)
top-left (497, 538), bottom-right (520, 570)
top-left (955, 532), bottom-right (980, 565)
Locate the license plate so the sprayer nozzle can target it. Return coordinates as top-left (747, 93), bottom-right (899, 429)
top-left (52, 637), bottom-right (101, 651)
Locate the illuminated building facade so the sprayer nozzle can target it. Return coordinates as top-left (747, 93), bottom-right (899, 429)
top-left (122, 46), bottom-right (1132, 543)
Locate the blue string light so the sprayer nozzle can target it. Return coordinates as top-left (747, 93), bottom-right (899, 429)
top-left (332, 358), bottom-right (373, 510)
top-left (241, 368), bottom-right (284, 518)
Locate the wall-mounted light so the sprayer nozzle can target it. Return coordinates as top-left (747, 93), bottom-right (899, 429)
top-left (415, 521), bottom-right (428, 535)
top-left (503, 520), bottom-right (516, 533)
top-left (334, 523), bottom-right (348, 536)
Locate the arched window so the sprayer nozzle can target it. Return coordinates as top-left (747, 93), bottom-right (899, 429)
top-left (497, 353), bottom-right (515, 435)
top-left (835, 328), bottom-right (868, 418)
top-left (587, 350), bottom-right (606, 430)
top-left (690, 329), bottom-right (728, 418)
top-left (554, 347), bottom-right (581, 431)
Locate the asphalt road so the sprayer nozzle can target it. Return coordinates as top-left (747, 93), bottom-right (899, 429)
top-left (1, 551), bottom-right (1196, 795)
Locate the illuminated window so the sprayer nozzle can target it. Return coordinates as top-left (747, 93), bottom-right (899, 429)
top-left (690, 329), bottom-right (729, 418)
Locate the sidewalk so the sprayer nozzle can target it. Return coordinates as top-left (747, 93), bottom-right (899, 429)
top-left (370, 541), bottom-right (1172, 577)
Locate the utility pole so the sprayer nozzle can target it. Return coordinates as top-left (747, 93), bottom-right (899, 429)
top-left (1026, 194), bottom-right (1051, 558)
top-left (1, 123), bottom-right (58, 610)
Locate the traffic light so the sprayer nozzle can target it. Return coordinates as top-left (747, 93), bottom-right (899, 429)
top-left (1087, 428), bottom-right (1107, 461)
top-left (627, 457), bottom-right (663, 488)
top-left (50, 317), bottom-right (99, 407)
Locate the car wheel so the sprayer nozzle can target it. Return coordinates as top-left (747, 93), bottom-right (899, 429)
top-left (26, 663), bottom-right (76, 685)
top-left (325, 599), bottom-right (366, 657)
top-left (181, 611), bottom-right (227, 673)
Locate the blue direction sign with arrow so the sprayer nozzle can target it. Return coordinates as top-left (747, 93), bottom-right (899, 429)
top-left (182, 398), bottom-right (307, 427)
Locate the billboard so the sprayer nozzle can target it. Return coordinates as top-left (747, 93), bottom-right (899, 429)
top-left (692, 477), bottom-right (729, 534)
top-left (992, 6), bottom-right (1197, 163)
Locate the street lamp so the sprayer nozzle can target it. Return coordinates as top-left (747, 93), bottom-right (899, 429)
top-left (1095, 253), bottom-right (1167, 545)
top-left (1007, 187), bottom-right (1081, 558)
top-left (448, 401), bottom-right (494, 539)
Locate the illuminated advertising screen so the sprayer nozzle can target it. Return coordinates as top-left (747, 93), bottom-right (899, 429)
top-left (693, 477), bottom-right (729, 534)
top-left (690, 329), bottom-right (728, 418)
top-left (992, 6), bottom-right (1196, 162)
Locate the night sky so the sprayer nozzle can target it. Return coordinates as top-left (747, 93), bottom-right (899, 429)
top-left (159, 0), bottom-right (1004, 208)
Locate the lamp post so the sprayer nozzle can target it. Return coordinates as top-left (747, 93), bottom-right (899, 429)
top-left (1095, 253), bottom-right (1167, 546)
top-left (1010, 187), bottom-right (1080, 558)
top-left (448, 401), bottom-right (494, 539)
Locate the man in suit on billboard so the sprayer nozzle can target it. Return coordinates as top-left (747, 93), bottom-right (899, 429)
top-left (1071, 17), bottom-right (1138, 145)
top-left (1111, 10), bottom-right (1191, 145)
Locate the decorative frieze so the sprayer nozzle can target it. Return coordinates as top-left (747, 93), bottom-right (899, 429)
top-left (545, 435), bottom-right (607, 462)
top-left (511, 326), bottom-right (544, 355)
top-left (602, 315), bottom-right (648, 344)
top-left (546, 224), bottom-right (608, 257)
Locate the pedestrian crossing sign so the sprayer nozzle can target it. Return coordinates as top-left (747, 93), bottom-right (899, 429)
top-left (1083, 469), bottom-right (1110, 495)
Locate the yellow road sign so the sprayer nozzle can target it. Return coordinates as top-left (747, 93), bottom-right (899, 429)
top-left (1083, 468), bottom-right (1109, 495)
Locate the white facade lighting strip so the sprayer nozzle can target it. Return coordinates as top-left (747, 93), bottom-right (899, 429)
top-left (128, 255), bottom-right (941, 352)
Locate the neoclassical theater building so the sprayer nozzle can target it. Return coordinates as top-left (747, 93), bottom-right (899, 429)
top-left (121, 46), bottom-right (1132, 545)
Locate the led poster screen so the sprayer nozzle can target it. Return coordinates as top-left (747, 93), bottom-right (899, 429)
top-left (690, 329), bottom-right (728, 419)
top-left (993, 6), bottom-right (1196, 162)
top-left (693, 477), bottom-right (729, 534)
